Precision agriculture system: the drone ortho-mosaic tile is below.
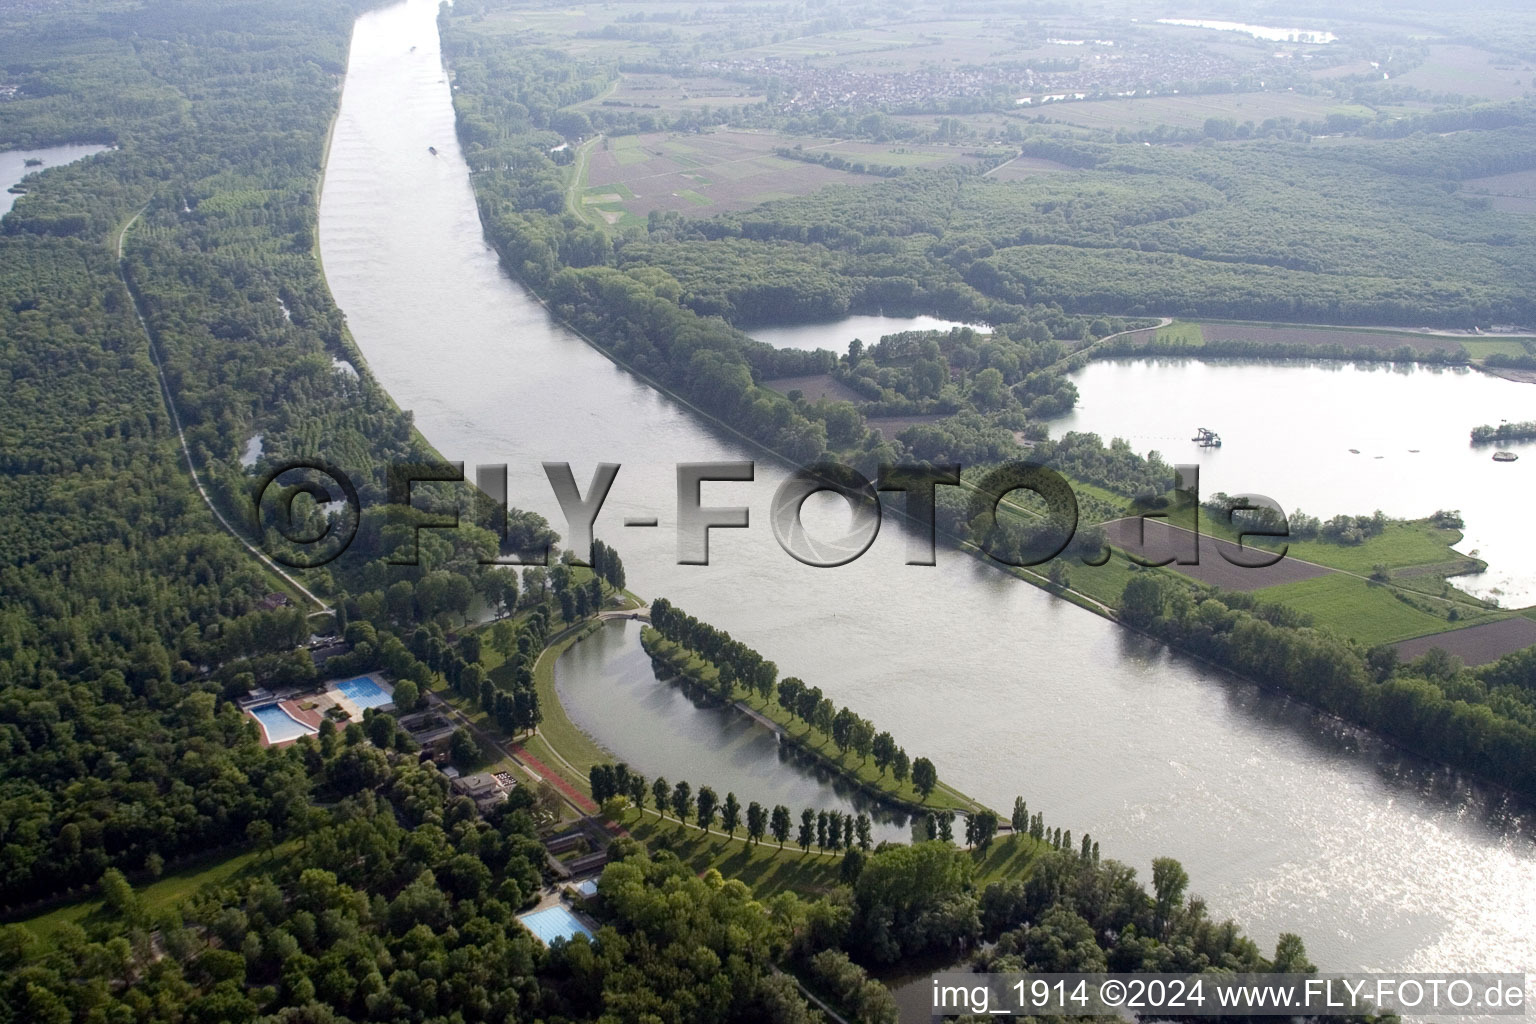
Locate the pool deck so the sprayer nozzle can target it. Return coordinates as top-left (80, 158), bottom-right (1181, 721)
top-left (327, 672), bottom-right (394, 720)
top-left (281, 699), bottom-right (323, 731)
top-left (245, 673), bottom-right (392, 746)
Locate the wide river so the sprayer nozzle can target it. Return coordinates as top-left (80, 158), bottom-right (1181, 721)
top-left (319, 0), bottom-right (1535, 987)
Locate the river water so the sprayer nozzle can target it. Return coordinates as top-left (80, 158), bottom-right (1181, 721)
top-left (557, 619), bottom-right (914, 843)
top-left (319, 0), bottom-right (1536, 987)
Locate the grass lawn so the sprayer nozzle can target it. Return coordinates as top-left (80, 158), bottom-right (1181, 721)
top-left (1047, 554), bottom-right (1151, 609)
top-left (1163, 507), bottom-right (1478, 574)
top-left (1040, 93), bottom-right (1377, 133)
top-left (523, 622), bottom-right (612, 783)
top-left (16, 842), bottom-right (291, 950)
top-left (851, 148), bottom-right (948, 167)
top-left (465, 579), bottom-right (632, 796)
top-left (1155, 320), bottom-right (1204, 346)
top-left (477, 617), bottom-right (612, 793)
top-left (1254, 574), bottom-right (1477, 645)
top-left (623, 811), bottom-right (842, 896)
top-left (1280, 526), bottom-right (1475, 574)
top-left (608, 134), bottom-right (649, 166)
top-left (644, 633), bottom-right (982, 813)
top-left (971, 832), bottom-right (1050, 886)
top-left (623, 813), bottom-right (1049, 896)
top-left (582, 182), bottom-right (635, 201)
top-left (1462, 338), bottom-right (1534, 360)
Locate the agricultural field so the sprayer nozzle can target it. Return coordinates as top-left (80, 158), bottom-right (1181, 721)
top-left (1394, 616), bottom-right (1536, 667)
top-left (1461, 168), bottom-right (1536, 216)
top-left (1310, 59), bottom-right (1382, 81)
top-left (985, 155), bottom-right (1072, 181)
top-left (1174, 508), bottom-right (1492, 578)
top-left (1154, 320), bottom-right (1205, 346)
top-left (1192, 322), bottom-right (1470, 354)
top-left (1011, 91), bottom-right (1378, 133)
top-left (1461, 338), bottom-right (1536, 360)
top-left (1101, 517), bottom-right (1334, 592)
top-left (735, 21), bottom-right (1004, 68)
top-left (866, 413), bottom-right (945, 439)
top-left (1389, 44), bottom-right (1534, 102)
top-left (762, 373), bottom-right (865, 404)
top-left (1255, 574), bottom-right (1479, 646)
top-left (1258, 522), bottom-right (1477, 575)
top-left (576, 181), bottom-right (644, 229)
top-left (1123, 320), bottom-right (1477, 355)
top-left (577, 71), bottom-right (764, 112)
top-left (579, 129), bottom-right (981, 221)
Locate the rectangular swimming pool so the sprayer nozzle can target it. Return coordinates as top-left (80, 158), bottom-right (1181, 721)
top-left (518, 905), bottom-right (594, 946)
top-left (332, 676), bottom-right (393, 709)
top-left (250, 703), bottom-right (317, 744)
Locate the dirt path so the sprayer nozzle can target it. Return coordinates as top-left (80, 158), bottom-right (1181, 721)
top-left (982, 153), bottom-right (1021, 178)
top-left (116, 208), bottom-right (331, 615)
top-left (1037, 316), bottom-right (1172, 376)
top-left (563, 135), bottom-right (603, 225)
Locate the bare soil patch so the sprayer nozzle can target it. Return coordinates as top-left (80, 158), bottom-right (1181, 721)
top-left (1102, 517), bottom-right (1334, 591)
top-left (866, 414), bottom-right (944, 439)
top-left (988, 156), bottom-right (1072, 181)
top-left (762, 374), bottom-right (865, 404)
top-left (1393, 616), bottom-right (1536, 667)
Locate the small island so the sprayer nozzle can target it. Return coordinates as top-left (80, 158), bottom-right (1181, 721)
top-left (1470, 420), bottom-right (1536, 445)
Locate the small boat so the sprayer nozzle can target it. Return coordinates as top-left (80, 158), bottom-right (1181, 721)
top-left (1493, 451), bottom-right (1519, 462)
top-left (1192, 426), bottom-right (1222, 447)
top-left (1349, 448), bottom-right (1360, 454)
top-left (428, 145), bottom-right (438, 155)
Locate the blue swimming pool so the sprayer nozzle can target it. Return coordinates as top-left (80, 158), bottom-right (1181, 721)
top-left (332, 676), bottom-right (393, 709)
top-left (519, 905), bottom-right (594, 946)
top-left (250, 704), bottom-right (316, 744)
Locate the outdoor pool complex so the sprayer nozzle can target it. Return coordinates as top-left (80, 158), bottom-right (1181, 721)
top-left (250, 704), bottom-right (317, 744)
top-left (332, 676), bottom-right (392, 708)
top-left (518, 905), bottom-right (594, 946)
